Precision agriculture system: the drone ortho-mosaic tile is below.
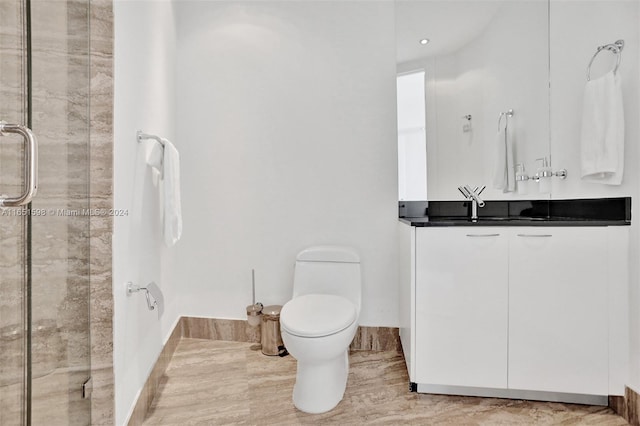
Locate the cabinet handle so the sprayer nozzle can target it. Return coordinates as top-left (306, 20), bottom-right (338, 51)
top-left (516, 234), bottom-right (553, 238)
top-left (466, 233), bottom-right (500, 237)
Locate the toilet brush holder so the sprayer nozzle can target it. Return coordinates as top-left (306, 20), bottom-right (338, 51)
top-left (246, 303), bottom-right (263, 327)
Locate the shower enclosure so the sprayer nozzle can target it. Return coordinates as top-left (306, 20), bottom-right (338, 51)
top-left (1, 0), bottom-right (92, 424)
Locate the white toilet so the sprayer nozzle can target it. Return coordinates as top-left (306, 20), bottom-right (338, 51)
top-left (280, 245), bottom-right (361, 414)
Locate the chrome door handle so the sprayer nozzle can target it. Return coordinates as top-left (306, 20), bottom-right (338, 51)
top-left (466, 233), bottom-right (500, 237)
top-left (0, 122), bottom-right (38, 207)
top-left (516, 234), bottom-right (552, 237)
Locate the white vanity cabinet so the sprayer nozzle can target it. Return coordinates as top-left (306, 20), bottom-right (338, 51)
top-left (400, 222), bottom-right (629, 403)
top-left (508, 228), bottom-right (608, 395)
top-left (414, 228), bottom-right (508, 389)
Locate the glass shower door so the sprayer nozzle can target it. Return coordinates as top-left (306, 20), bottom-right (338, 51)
top-left (1, 2), bottom-right (31, 423)
top-left (0, 0), bottom-right (92, 424)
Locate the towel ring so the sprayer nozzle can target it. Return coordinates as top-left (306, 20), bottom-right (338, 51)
top-left (586, 39), bottom-right (624, 81)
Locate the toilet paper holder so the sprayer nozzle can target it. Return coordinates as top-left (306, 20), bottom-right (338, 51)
top-left (126, 281), bottom-right (158, 311)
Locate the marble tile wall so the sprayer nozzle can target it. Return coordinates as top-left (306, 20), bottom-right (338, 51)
top-left (88, 0), bottom-right (115, 424)
top-left (1, 0), bottom-right (107, 420)
top-left (0, 1), bottom-right (28, 424)
top-left (0, 0), bottom-right (95, 422)
top-left (29, 0), bottom-right (93, 421)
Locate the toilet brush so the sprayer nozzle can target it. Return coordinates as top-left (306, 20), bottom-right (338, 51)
top-left (246, 269), bottom-right (263, 326)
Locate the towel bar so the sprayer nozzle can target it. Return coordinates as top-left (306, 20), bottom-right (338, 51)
top-left (137, 130), bottom-right (165, 147)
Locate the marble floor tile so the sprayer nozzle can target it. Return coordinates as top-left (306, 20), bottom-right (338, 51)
top-left (143, 339), bottom-right (627, 425)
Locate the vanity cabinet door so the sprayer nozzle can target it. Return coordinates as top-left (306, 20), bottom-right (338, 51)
top-left (508, 227), bottom-right (608, 395)
top-left (415, 228), bottom-right (508, 388)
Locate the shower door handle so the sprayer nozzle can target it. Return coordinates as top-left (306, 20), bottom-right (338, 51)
top-left (0, 122), bottom-right (38, 207)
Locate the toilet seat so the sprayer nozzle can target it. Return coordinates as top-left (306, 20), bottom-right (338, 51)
top-left (281, 294), bottom-right (357, 338)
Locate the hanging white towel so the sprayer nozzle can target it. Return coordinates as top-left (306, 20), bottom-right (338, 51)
top-left (144, 140), bottom-right (163, 177)
top-left (492, 120), bottom-right (515, 192)
top-left (580, 70), bottom-right (624, 185)
top-left (160, 139), bottom-right (182, 247)
top-left (143, 138), bottom-right (182, 247)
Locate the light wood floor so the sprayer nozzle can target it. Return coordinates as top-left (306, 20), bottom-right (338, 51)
top-left (143, 338), bottom-right (627, 425)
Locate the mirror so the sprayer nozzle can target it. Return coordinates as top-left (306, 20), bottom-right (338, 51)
top-left (395, 0), bottom-right (550, 201)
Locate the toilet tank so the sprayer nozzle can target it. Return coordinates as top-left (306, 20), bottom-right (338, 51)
top-left (292, 246), bottom-right (361, 310)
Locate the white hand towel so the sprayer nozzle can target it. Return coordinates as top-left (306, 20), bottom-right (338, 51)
top-left (492, 121), bottom-right (515, 192)
top-left (144, 140), bottom-right (164, 177)
top-left (161, 139), bottom-right (182, 247)
top-left (580, 70), bottom-right (624, 185)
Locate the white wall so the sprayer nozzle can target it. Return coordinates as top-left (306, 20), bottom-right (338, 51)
top-left (173, 1), bottom-right (399, 325)
top-left (635, 0), bottom-right (640, 394)
top-left (549, 0), bottom-right (640, 394)
top-left (549, 1), bottom-right (638, 199)
top-left (113, 1), bottom-right (179, 424)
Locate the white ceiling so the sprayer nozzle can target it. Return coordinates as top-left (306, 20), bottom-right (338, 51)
top-left (395, 0), bottom-right (505, 64)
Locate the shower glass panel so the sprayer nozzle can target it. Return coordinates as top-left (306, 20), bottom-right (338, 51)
top-left (0, 0), bottom-right (91, 424)
top-left (0, 2), bottom-right (29, 423)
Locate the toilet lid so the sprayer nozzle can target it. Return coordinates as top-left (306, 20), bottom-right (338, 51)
top-left (280, 294), bottom-right (357, 338)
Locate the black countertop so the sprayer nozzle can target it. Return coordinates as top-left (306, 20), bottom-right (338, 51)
top-left (399, 197), bottom-right (631, 227)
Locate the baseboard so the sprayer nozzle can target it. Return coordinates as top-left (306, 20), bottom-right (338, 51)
top-left (608, 386), bottom-right (640, 425)
top-left (350, 325), bottom-right (402, 352)
top-left (126, 323), bottom-right (182, 426)
top-left (609, 395), bottom-right (626, 418)
top-left (181, 316), bottom-right (260, 342)
top-left (181, 316), bottom-right (402, 352)
top-left (626, 386), bottom-right (640, 425)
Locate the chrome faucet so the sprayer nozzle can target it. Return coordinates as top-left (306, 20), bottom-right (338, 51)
top-left (458, 185), bottom-right (486, 222)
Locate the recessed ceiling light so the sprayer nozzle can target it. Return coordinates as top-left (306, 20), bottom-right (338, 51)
top-left (419, 38), bottom-right (430, 45)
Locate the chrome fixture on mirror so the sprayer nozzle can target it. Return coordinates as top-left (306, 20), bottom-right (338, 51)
top-left (513, 158), bottom-right (567, 195)
top-left (519, 168), bottom-right (568, 181)
top-left (458, 185), bottom-right (486, 222)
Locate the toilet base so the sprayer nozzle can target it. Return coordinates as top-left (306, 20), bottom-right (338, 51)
top-left (292, 350), bottom-right (349, 414)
